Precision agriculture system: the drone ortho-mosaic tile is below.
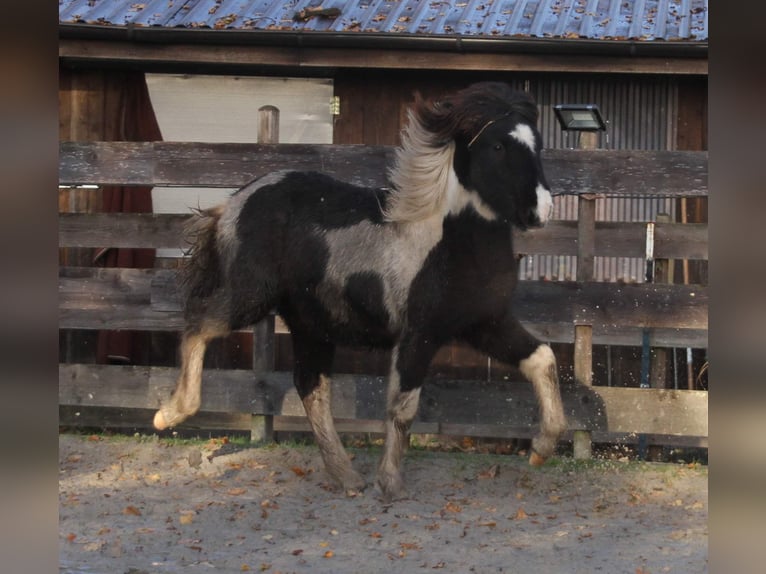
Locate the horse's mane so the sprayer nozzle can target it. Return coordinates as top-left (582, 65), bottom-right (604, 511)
top-left (384, 83), bottom-right (539, 223)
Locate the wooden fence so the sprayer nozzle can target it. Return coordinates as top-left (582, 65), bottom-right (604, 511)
top-left (59, 140), bottom-right (708, 452)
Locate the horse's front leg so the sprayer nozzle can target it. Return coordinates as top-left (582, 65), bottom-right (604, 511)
top-left (376, 336), bottom-right (439, 502)
top-left (292, 335), bottom-right (366, 495)
top-left (463, 316), bottom-right (567, 466)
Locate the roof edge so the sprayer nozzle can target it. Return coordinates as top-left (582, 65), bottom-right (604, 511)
top-left (59, 23), bottom-right (708, 60)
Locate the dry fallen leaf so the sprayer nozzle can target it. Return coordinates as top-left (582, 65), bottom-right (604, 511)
top-left (323, 550), bottom-right (334, 558)
top-left (513, 507), bottom-right (528, 520)
top-left (444, 501), bottom-right (462, 513)
top-left (83, 541), bottom-right (105, 552)
top-left (226, 487), bottom-right (247, 496)
top-left (123, 505), bottom-right (142, 516)
top-left (476, 464), bottom-right (499, 480)
top-left (291, 466), bottom-right (307, 477)
top-left (179, 512), bottom-right (195, 525)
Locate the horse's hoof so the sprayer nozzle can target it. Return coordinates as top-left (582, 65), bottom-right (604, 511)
top-left (341, 473), bottom-right (368, 496)
top-left (529, 451), bottom-right (546, 467)
top-left (375, 475), bottom-right (408, 503)
top-left (153, 410), bottom-right (168, 431)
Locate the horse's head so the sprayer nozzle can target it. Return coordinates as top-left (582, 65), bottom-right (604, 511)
top-left (418, 82), bottom-right (553, 229)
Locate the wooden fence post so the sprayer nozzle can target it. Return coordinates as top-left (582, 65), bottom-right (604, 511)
top-left (572, 130), bottom-right (599, 459)
top-left (250, 105), bottom-right (279, 443)
top-left (573, 193), bottom-right (596, 459)
top-left (573, 323), bottom-right (593, 459)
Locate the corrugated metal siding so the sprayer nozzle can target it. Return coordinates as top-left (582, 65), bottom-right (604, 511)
top-left (522, 75), bottom-right (679, 282)
top-left (59, 0), bottom-right (708, 41)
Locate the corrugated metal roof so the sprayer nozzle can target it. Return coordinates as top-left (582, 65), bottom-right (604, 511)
top-left (59, 0), bottom-right (708, 42)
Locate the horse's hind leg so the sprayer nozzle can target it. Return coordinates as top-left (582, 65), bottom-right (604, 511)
top-left (463, 317), bottom-right (566, 466)
top-left (153, 319), bottom-right (229, 430)
top-left (292, 335), bottom-right (366, 494)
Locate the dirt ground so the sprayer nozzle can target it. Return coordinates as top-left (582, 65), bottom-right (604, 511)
top-left (59, 433), bottom-right (707, 573)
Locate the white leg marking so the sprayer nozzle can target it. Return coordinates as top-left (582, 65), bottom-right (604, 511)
top-left (519, 344), bottom-right (566, 464)
top-left (376, 349), bottom-right (422, 501)
top-left (154, 322), bottom-right (227, 430)
top-left (535, 184), bottom-right (553, 225)
top-left (302, 375), bottom-right (366, 493)
top-left (510, 123), bottom-right (537, 153)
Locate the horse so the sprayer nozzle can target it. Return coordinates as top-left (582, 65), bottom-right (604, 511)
top-left (153, 82), bottom-right (567, 501)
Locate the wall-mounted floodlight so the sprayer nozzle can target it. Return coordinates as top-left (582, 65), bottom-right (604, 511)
top-left (553, 104), bottom-right (606, 131)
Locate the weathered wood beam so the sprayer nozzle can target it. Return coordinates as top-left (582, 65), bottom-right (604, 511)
top-left (59, 39), bottom-right (708, 76)
top-left (59, 141), bottom-right (708, 198)
top-left (58, 364), bottom-right (708, 438)
top-left (58, 213), bottom-right (708, 260)
top-left (58, 266), bottom-right (708, 347)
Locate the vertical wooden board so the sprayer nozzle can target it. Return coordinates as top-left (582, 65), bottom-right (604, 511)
top-left (103, 70), bottom-right (127, 141)
top-left (332, 76), bottom-right (365, 144)
top-left (676, 77), bottom-right (708, 152)
top-left (576, 197), bottom-right (596, 282)
top-left (59, 67), bottom-right (72, 139)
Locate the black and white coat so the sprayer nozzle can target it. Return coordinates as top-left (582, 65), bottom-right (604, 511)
top-left (154, 82), bottom-right (567, 501)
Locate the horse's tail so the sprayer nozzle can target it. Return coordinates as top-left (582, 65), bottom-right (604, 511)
top-left (179, 205), bottom-right (225, 317)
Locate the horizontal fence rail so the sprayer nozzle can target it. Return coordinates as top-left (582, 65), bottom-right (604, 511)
top-left (60, 364), bottom-right (708, 445)
top-left (59, 213), bottom-right (708, 261)
top-left (60, 141), bottom-right (708, 197)
top-left (59, 267), bottom-right (707, 348)
top-left (59, 141), bottom-right (708, 449)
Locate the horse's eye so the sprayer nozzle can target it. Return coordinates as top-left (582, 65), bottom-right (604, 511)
top-left (493, 143), bottom-right (503, 152)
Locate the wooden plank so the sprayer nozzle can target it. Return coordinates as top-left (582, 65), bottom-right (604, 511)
top-left (58, 364), bottom-right (708, 438)
top-left (59, 141), bottom-right (708, 198)
top-left (59, 405), bottom-right (254, 432)
top-left (59, 267), bottom-right (708, 346)
top-left (59, 141), bottom-right (396, 189)
top-left (59, 212), bottom-right (190, 249)
top-left (59, 212), bottom-right (709, 260)
top-left (576, 196), bottom-right (596, 281)
top-left (59, 39), bottom-right (708, 76)
top-left (66, 266), bottom-right (712, 331)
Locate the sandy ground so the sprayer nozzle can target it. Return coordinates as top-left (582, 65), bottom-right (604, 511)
top-left (59, 433), bottom-right (707, 573)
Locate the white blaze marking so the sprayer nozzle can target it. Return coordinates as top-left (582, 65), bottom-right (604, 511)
top-left (510, 123), bottom-right (536, 153)
top-left (535, 183), bottom-right (553, 225)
